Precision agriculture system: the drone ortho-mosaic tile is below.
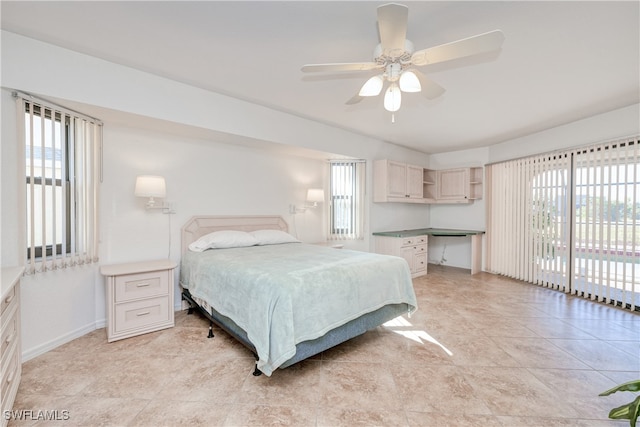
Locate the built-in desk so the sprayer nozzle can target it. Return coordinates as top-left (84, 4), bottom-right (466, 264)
top-left (373, 228), bottom-right (485, 274)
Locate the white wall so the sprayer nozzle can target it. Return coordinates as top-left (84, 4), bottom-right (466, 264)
top-left (1, 31), bottom-right (430, 360)
top-left (487, 104), bottom-right (640, 164)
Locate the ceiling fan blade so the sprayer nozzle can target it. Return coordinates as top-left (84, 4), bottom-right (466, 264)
top-left (413, 70), bottom-right (446, 99)
top-left (377, 3), bottom-right (408, 55)
top-left (301, 62), bottom-right (380, 73)
top-left (411, 30), bottom-right (505, 66)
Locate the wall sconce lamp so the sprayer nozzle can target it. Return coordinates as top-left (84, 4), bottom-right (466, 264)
top-left (290, 188), bottom-right (325, 214)
top-left (306, 188), bottom-right (325, 208)
top-left (134, 175), bottom-right (175, 213)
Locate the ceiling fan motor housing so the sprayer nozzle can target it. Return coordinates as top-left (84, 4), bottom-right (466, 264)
top-left (374, 39), bottom-right (414, 65)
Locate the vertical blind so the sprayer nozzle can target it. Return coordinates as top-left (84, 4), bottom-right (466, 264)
top-left (486, 136), bottom-right (639, 311)
top-left (571, 139), bottom-right (639, 310)
top-left (17, 93), bottom-right (102, 274)
top-left (328, 160), bottom-right (366, 240)
top-left (486, 152), bottom-right (571, 290)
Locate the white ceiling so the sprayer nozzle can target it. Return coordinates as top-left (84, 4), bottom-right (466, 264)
top-left (2, 1), bottom-right (638, 154)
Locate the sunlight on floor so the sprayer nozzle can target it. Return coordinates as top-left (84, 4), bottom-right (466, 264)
top-left (383, 316), bottom-right (454, 356)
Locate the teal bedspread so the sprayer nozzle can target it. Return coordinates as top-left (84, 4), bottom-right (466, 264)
top-left (180, 243), bottom-right (417, 376)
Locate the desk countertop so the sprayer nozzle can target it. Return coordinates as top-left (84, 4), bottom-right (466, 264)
top-left (372, 228), bottom-right (485, 238)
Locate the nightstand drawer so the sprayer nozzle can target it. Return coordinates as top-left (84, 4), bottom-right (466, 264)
top-left (0, 305), bottom-right (18, 357)
top-left (114, 296), bottom-right (171, 334)
top-left (114, 271), bottom-right (169, 303)
top-left (1, 286), bottom-right (16, 317)
top-left (1, 343), bottom-right (19, 403)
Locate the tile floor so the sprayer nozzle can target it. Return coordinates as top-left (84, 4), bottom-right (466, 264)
top-left (8, 265), bottom-right (640, 426)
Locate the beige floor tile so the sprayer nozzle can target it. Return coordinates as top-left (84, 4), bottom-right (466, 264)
top-left (496, 415), bottom-right (625, 426)
top-left (390, 363), bottom-right (493, 415)
top-left (318, 406), bottom-right (409, 427)
top-left (550, 339), bottom-right (640, 371)
top-left (406, 411), bottom-right (503, 427)
top-left (491, 337), bottom-right (592, 369)
top-left (461, 366), bottom-right (582, 419)
top-left (129, 399), bottom-right (232, 426)
top-left (235, 359), bottom-right (322, 407)
top-left (318, 361), bottom-right (402, 411)
top-left (222, 404), bottom-right (317, 426)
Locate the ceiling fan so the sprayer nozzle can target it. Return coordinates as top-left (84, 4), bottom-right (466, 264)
top-left (301, 3), bottom-right (505, 114)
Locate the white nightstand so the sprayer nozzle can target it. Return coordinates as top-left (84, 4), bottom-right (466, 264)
top-left (100, 259), bottom-right (177, 342)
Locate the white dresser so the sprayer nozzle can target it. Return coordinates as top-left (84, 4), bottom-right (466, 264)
top-left (100, 260), bottom-right (177, 342)
top-left (1, 267), bottom-right (23, 427)
top-left (374, 235), bottom-right (428, 278)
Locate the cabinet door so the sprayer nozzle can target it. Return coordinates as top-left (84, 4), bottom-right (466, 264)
top-left (400, 246), bottom-right (415, 272)
top-left (387, 161), bottom-right (408, 198)
top-left (437, 168), bottom-right (469, 200)
top-left (406, 164), bottom-right (424, 199)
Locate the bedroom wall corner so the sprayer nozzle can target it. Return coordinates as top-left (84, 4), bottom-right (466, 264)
top-left (1, 88), bottom-right (21, 268)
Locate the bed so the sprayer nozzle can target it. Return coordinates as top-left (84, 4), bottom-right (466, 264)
top-left (179, 215), bottom-right (418, 376)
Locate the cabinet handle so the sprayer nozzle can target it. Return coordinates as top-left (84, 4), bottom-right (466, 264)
top-left (136, 311), bottom-right (151, 316)
top-left (6, 369), bottom-right (15, 384)
top-left (5, 331), bottom-right (16, 344)
top-left (4, 294), bottom-right (14, 304)
top-left (136, 282), bottom-right (151, 288)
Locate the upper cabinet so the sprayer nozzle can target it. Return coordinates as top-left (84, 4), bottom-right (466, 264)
top-left (373, 160), bottom-right (425, 203)
top-left (374, 160), bottom-right (483, 204)
top-left (469, 167), bottom-right (483, 201)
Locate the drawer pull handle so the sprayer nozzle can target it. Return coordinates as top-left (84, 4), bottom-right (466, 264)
top-left (5, 331), bottom-right (16, 344)
top-left (4, 294), bottom-right (14, 304)
top-left (136, 311), bottom-right (151, 316)
top-left (6, 370), bottom-right (15, 384)
top-left (136, 283), bottom-right (151, 288)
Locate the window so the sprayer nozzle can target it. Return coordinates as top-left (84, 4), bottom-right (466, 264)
top-left (24, 103), bottom-right (71, 259)
top-left (328, 160), bottom-right (365, 240)
top-left (18, 94), bottom-right (102, 273)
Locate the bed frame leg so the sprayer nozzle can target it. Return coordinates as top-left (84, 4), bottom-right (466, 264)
top-left (252, 364), bottom-right (262, 376)
top-left (187, 307), bottom-right (194, 315)
top-left (208, 322), bottom-right (214, 338)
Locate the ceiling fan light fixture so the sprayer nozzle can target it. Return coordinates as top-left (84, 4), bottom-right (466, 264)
top-left (359, 75), bottom-right (384, 96)
top-left (399, 70), bottom-right (421, 92)
top-left (384, 83), bottom-right (402, 112)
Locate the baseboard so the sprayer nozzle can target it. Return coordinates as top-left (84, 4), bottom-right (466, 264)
top-left (22, 311), bottom-right (181, 362)
top-left (22, 322), bottom-right (99, 362)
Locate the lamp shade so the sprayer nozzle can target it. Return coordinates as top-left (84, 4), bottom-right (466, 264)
top-left (384, 83), bottom-right (402, 112)
top-left (135, 175), bottom-right (166, 198)
top-left (306, 188), bottom-right (325, 203)
top-left (399, 70), bottom-right (421, 93)
top-left (358, 75), bottom-right (384, 97)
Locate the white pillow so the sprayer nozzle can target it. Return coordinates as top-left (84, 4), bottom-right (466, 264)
top-left (250, 229), bottom-right (300, 245)
top-left (188, 230), bottom-right (259, 252)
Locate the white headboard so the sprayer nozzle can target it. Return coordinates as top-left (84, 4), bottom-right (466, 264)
top-left (181, 215), bottom-right (289, 254)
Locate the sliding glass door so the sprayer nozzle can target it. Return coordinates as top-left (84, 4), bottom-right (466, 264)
top-left (572, 142), bottom-right (639, 310)
top-left (487, 137), bottom-right (639, 311)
